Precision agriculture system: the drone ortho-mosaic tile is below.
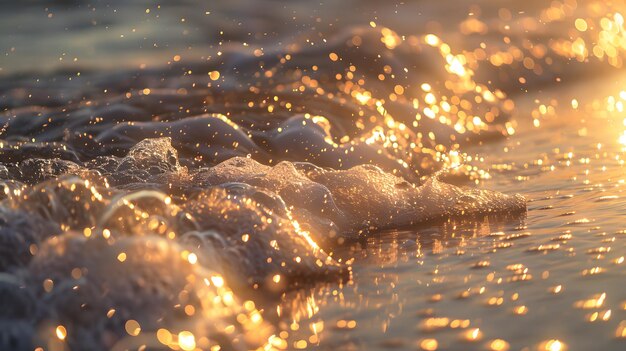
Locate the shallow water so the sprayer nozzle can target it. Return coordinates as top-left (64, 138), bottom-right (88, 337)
top-left (1, 1), bottom-right (626, 350)
top-left (279, 75), bottom-right (626, 350)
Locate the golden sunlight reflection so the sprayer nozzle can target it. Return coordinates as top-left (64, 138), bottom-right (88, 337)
top-left (4, 0), bottom-right (626, 350)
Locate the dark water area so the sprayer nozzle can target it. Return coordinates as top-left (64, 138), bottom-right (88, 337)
top-left (1, 0), bottom-right (626, 350)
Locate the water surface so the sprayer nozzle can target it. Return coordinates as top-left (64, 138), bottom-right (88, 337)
top-left (1, 1), bottom-right (625, 350)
